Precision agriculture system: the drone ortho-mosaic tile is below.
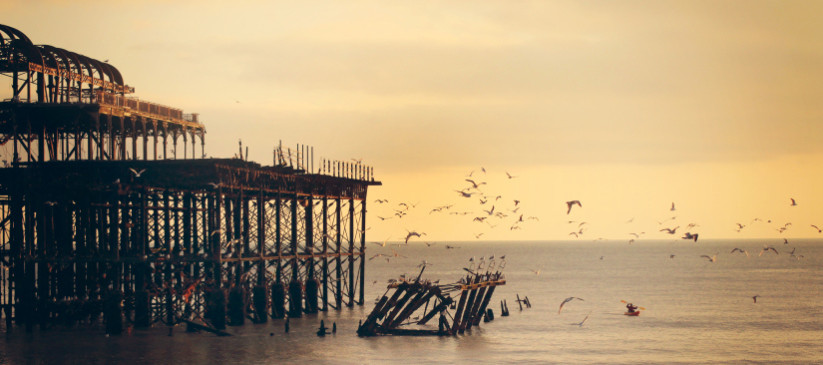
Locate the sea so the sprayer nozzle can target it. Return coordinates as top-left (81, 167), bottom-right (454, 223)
top-left (0, 239), bottom-right (821, 364)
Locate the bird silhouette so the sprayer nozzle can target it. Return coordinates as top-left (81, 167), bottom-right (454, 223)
top-left (730, 248), bottom-right (749, 257)
top-left (670, 202), bottom-right (676, 211)
top-left (790, 198), bottom-right (797, 206)
top-left (566, 200), bottom-right (582, 214)
top-left (404, 231), bottom-right (426, 244)
top-left (558, 297), bottom-right (584, 314)
top-left (759, 246), bottom-right (779, 256)
top-left (660, 226), bottom-right (679, 235)
top-left (681, 232), bottom-right (699, 242)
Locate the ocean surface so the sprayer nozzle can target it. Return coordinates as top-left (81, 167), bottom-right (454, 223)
top-left (1, 239), bottom-right (821, 364)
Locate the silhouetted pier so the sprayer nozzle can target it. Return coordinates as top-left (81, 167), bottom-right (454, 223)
top-left (0, 24), bottom-right (379, 333)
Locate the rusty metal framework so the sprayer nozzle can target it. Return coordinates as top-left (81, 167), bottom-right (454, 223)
top-left (358, 267), bottom-right (506, 336)
top-left (0, 24), bottom-right (380, 333)
top-left (0, 23), bottom-right (205, 163)
top-left (0, 159), bottom-right (378, 331)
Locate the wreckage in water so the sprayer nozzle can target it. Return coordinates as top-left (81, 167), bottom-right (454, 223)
top-left (357, 266), bottom-right (505, 336)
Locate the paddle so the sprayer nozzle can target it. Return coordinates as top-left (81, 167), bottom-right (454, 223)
top-left (620, 300), bottom-right (646, 310)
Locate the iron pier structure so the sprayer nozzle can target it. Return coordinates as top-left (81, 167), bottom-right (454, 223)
top-left (0, 24), bottom-right (380, 333)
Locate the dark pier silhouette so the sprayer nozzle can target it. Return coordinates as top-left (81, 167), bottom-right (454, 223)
top-left (0, 24), bottom-right (380, 333)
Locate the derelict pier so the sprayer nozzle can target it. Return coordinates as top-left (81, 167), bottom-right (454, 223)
top-left (0, 24), bottom-right (379, 333)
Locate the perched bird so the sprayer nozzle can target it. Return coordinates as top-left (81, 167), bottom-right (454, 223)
top-left (566, 200), bottom-right (582, 214)
top-left (558, 297), bottom-right (584, 314)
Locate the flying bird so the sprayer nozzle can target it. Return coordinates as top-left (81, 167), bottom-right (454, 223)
top-left (670, 202), bottom-right (676, 211)
top-left (700, 254), bottom-right (717, 263)
top-left (404, 230), bottom-right (426, 244)
top-left (790, 198), bottom-right (797, 206)
top-left (566, 200), bottom-right (582, 214)
top-left (681, 232), bottom-right (699, 242)
top-left (752, 295), bottom-right (760, 303)
top-left (571, 313), bottom-right (590, 327)
top-left (660, 226), bottom-right (679, 235)
top-left (505, 172), bottom-right (517, 179)
top-left (811, 224), bottom-right (822, 233)
top-left (558, 297), bottom-right (584, 314)
top-left (129, 168), bottom-right (146, 177)
top-left (759, 246), bottom-right (779, 256)
top-left (730, 248), bottom-right (749, 257)
top-left (465, 179), bottom-right (486, 189)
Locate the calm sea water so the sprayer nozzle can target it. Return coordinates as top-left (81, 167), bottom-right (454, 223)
top-left (1, 239), bottom-right (821, 364)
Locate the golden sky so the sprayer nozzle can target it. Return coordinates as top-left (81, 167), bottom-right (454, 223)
top-left (6, 0), bottom-right (823, 241)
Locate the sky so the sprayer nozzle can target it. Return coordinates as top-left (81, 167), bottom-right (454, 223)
top-left (5, 0), bottom-right (823, 242)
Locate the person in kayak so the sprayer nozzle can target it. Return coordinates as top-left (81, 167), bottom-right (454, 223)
top-left (626, 303), bottom-right (638, 313)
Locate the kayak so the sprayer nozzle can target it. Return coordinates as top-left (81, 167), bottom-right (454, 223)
top-left (624, 311), bottom-right (640, 316)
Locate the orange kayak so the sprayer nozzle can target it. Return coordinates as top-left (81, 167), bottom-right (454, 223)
top-left (624, 311), bottom-right (640, 316)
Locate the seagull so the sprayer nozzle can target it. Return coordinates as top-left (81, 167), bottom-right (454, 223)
top-left (513, 200), bottom-right (520, 206)
top-left (700, 254), bottom-right (717, 263)
top-left (669, 254), bottom-right (676, 259)
top-left (404, 230), bottom-right (426, 244)
top-left (455, 190), bottom-right (474, 198)
top-left (530, 268), bottom-right (541, 275)
top-left (465, 179), bottom-right (486, 189)
top-left (811, 224), bottom-right (822, 233)
top-left (505, 172), bottom-right (517, 179)
top-left (558, 297), bottom-right (584, 314)
top-left (207, 182), bottom-right (220, 189)
top-left (445, 245), bottom-right (460, 249)
top-left (424, 242), bottom-right (437, 247)
top-left (129, 168), bottom-right (146, 177)
top-left (417, 260), bottom-right (432, 268)
top-left (783, 238), bottom-right (789, 245)
top-left (660, 226), bottom-right (679, 235)
top-left (374, 199), bottom-right (388, 204)
top-left (474, 233), bottom-right (484, 239)
top-left (670, 202), bottom-right (676, 211)
top-left (752, 295), bottom-right (760, 303)
top-left (730, 248), bottom-right (749, 257)
top-left (790, 198), bottom-right (797, 206)
top-left (566, 200), bottom-right (582, 214)
top-left (571, 313), bottom-right (591, 327)
top-left (681, 232), bottom-right (699, 242)
top-left (44, 201), bottom-right (58, 206)
top-left (759, 246), bottom-right (779, 256)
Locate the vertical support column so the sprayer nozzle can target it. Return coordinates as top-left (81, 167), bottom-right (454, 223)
top-left (335, 197), bottom-right (342, 308)
top-left (347, 197), bottom-right (355, 307)
top-left (321, 195), bottom-right (329, 311)
top-left (304, 194), bottom-right (316, 314)
top-left (359, 197), bottom-right (367, 305)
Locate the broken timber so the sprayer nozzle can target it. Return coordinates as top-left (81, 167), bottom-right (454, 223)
top-left (357, 269), bottom-right (505, 336)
